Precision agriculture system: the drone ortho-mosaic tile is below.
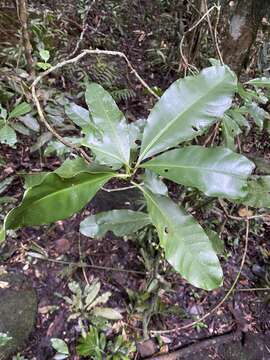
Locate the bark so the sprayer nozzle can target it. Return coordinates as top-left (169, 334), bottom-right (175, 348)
top-left (17, 0), bottom-right (35, 76)
top-left (222, 0), bottom-right (269, 75)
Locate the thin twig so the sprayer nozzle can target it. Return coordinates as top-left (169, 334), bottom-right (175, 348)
top-left (31, 49), bottom-right (159, 162)
top-left (203, 122), bottom-right (220, 146)
top-left (150, 219), bottom-right (250, 335)
top-left (203, 0), bottom-right (224, 65)
top-left (78, 234), bottom-right (89, 285)
top-left (179, 4), bottom-right (223, 72)
top-left (28, 254), bottom-right (146, 275)
top-left (218, 199), bottom-right (269, 221)
top-left (213, 3), bottom-right (224, 65)
top-left (69, 0), bottom-right (96, 58)
top-left (234, 287), bottom-right (270, 292)
top-left (179, 5), bottom-right (218, 71)
top-left (101, 185), bottom-right (137, 193)
top-left (31, 84), bottom-right (92, 162)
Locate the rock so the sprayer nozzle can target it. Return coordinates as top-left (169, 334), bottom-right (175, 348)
top-left (0, 272), bottom-right (37, 360)
top-left (137, 339), bottom-right (159, 358)
top-left (218, 332), bottom-right (270, 360)
top-left (55, 237), bottom-right (70, 254)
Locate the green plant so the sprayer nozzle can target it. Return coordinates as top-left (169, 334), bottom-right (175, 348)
top-left (76, 328), bottom-right (135, 360)
top-left (36, 49), bottom-right (51, 70)
top-left (51, 338), bottom-right (70, 360)
top-left (0, 101), bottom-right (37, 147)
top-left (76, 326), bottom-right (106, 359)
top-left (2, 65), bottom-right (268, 290)
top-left (0, 332), bottom-right (12, 347)
top-left (62, 279), bottom-right (122, 328)
top-left (222, 77), bottom-right (270, 151)
top-left (106, 335), bottom-right (136, 360)
top-left (12, 354), bottom-right (29, 360)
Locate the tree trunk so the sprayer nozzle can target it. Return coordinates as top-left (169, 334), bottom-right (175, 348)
top-left (222, 0), bottom-right (269, 75)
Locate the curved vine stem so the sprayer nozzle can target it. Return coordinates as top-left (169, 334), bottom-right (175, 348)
top-left (31, 49), bottom-right (159, 163)
top-left (179, 4), bottom-right (223, 73)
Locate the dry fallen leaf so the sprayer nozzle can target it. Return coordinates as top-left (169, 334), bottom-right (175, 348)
top-left (238, 208), bottom-right (253, 218)
top-left (0, 281), bottom-right (10, 289)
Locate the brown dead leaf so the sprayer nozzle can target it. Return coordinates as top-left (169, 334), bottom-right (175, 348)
top-left (0, 281), bottom-right (10, 289)
top-left (238, 208), bottom-right (253, 218)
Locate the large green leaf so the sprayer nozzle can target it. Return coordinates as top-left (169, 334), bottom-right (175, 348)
top-left (83, 83), bottom-right (130, 168)
top-left (142, 146), bottom-right (254, 200)
top-left (23, 172), bottom-right (49, 189)
top-left (80, 209), bottom-right (151, 237)
top-left (23, 158), bottom-right (112, 189)
top-left (242, 176), bottom-right (270, 208)
top-left (141, 187), bottom-right (223, 290)
top-left (138, 66), bottom-right (237, 162)
top-left (2, 171), bottom-right (115, 235)
top-left (54, 157), bottom-right (112, 178)
top-left (143, 169), bottom-right (168, 196)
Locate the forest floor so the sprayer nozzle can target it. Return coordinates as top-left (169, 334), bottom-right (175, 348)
top-left (0, 1), bottom-right (270, 359)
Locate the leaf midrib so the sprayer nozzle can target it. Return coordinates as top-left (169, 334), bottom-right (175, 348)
top-left (135, 184), bottom-right (219, 281)
top-left (143, 163), bottom-right (247, 179)
top-left (95, 93), bottom-right (129, 165)
top-left (16, 174), bottom-right (112, 215)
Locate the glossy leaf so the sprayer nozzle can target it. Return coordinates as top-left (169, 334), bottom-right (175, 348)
top-left (242, 176), bottom-right (270, 208)
top-left (0, 124), bottom-right (17, 147)
top-left (142, 146), bottom-right (254, 200)
top-left (23, 158), bottom-right (112, 190)
top-left (143, 169), bottom-right (168, 195)
top-left (80, 209), bottom-right (150, 237)
top-left (84, 83), bottom-right (130, 167)
top-left (142, 188), bottom-right (223, 290)
top-left (8, 102), bottom-right (31, 119)
top-left (3, 171), bottom-right (115, 232)
top-left (24, 172), bottom-right (49, 189)
top-left (51, 338), bottom-right (69, 355)
top-left (138, 66), bottom-right (237, 162)
top-left (65, 103), bottom-right (94, 131)
top-left (54, 157), bottom-right (112, 178)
